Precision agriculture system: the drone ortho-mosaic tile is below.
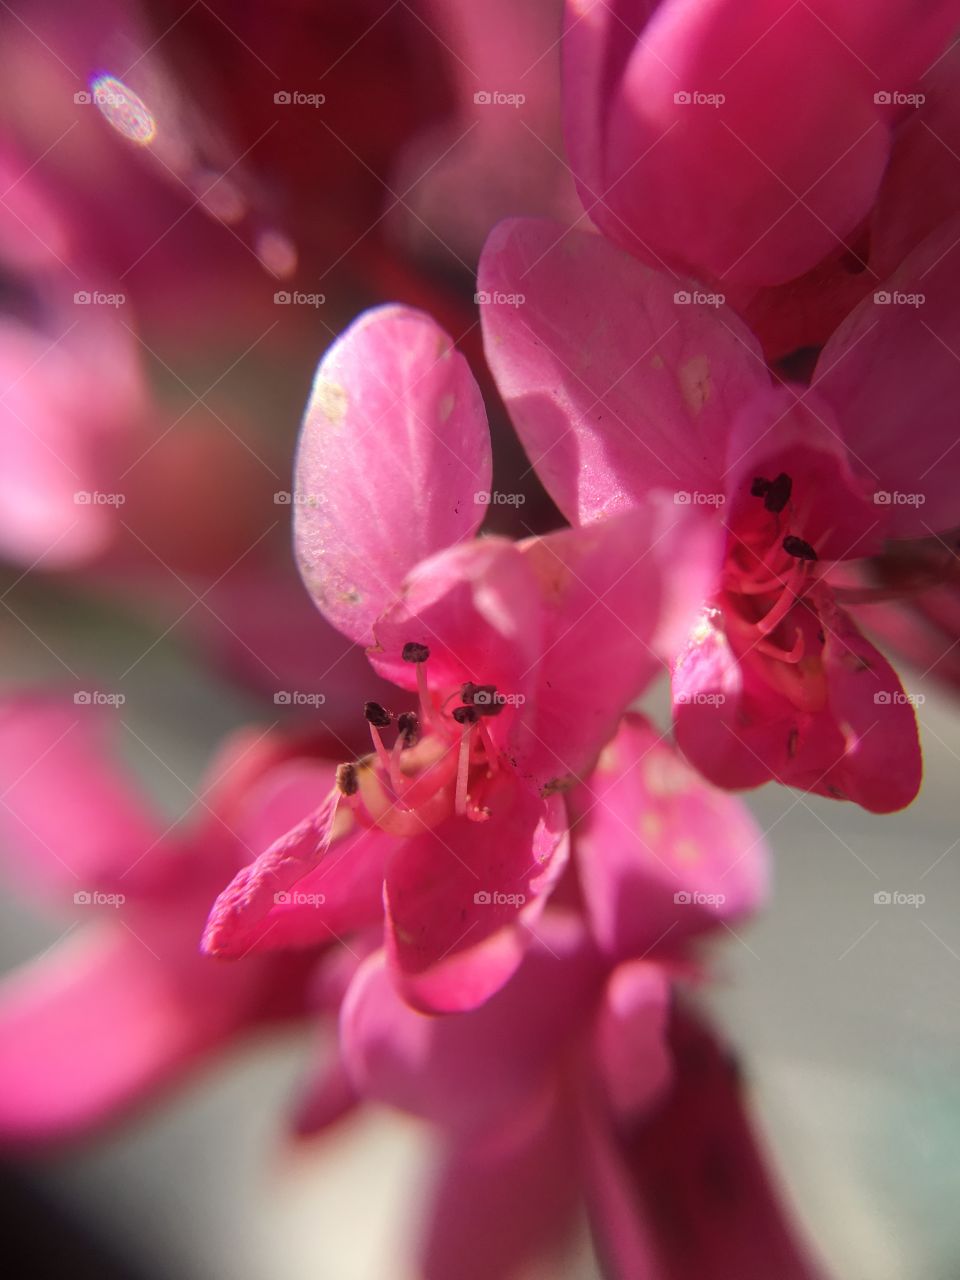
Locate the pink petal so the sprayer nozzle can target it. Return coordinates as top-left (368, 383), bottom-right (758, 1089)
top-left (202, 787), bottom-right (370, 958)
top-left (575, 715), bottom-right (768, 956)
top-left (588, 1008), bottom-right (827, 1280)
top-left (341, 916), bottom-right (593, 1129)
top-left (384, 778), bottom-right (569, 1012)
top-left (368, 536), bottom-right (542, 700)
top-left (0, 923), bottom-right (259, 1144)
top-left (478, 219), bottom-right (766, 524)
top-left (814, 217), bottom-right (960, 538)
top-left (592, 960), bottom-right (672, 1120)
top-left (564, 0), bottom-right (957, 285)
top-left (508, 501), bottom-right (721, 796)
top-left (0, 695), bottom-right (164, 900)
top-left (673, 598), bottom-right (922, 812)
top-left (294, 304), bottom-right (492, 646)
top-left (421, 1102), bottom-right (580, 1280)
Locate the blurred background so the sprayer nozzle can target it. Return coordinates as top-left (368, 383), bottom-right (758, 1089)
top-left (0, 1), bottom-right (958, 1277)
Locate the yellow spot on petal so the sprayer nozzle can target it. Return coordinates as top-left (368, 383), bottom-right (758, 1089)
top-left (597, 743), bottom-right (619, 773)
top-left (674, 837), bottom-right (701, 864)
top-left (679, 355), bottom-right (711, 417)
top-left (640, 812), bottom-right (663, 843)
top-left (314, 379), bottom-right (348, 424)
top-left (643, 751), bottom-right (693, 797)
top-left (439, 392), bottom-right (455, 423)
top-left (651, 354), bottom-right (665, 370)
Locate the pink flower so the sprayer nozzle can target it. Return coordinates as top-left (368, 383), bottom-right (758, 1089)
top-left (477, 218), bottom-right (956, 810)
top-left (202, 304), bottom-right (714, 1011)
top-left (0, 697), bottom-right (342, 1143)
top-left (562, 0), bottom-right (959, 286)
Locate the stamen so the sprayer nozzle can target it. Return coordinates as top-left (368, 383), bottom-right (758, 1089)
top-left (783, 535), bottom-right (818, 562)
top-left (397, 711), bottom-right (421, 747)
top-left (363, 701), bottom-right (392, 728)
top-left (764, 472), bottom-right (792, 514)
top-left (403, 640), bottom-right (439, 730)
top-left (476, 719), bottom-right (500, 775)
top-left (402, 642), bottom-right (430, 664)
top-left (455, 720), bottom-right (476, 817)
top-left (756, 627), bottom-right (805, 663)
top-left (335, 762), bottom-right (359, 796)
top-left (452, 705), bottom-right (479, 725)
top-left (751, 476), bottom-right (771, 498)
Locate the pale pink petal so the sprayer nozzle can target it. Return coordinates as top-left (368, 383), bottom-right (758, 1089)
top-left (0, 695), bottom-right (165, 900)
top-left (294, 305), bottom-right (492, 645)
top-left (575, 716), bottom-right (767, 956)
top-left (479, 219), bottom-right (767, 524)
top-left (384, 781), bottom-right (569, 1012)
top-left (509, 500), bottom-right (721, 795)
top-left (814, 217), bottom-right (960, 538)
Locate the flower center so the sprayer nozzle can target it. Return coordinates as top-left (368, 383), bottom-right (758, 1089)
top-left (334, 644), bottom-right (503, 837)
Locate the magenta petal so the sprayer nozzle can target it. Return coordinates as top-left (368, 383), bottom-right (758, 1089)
top-left (564, 0), bottom-right (957, 286)
top-left (593, 960), bottom-right (672, 1121)
top-left (341, 916), bottom-right (593, 1129)
top-left (575, 716), bottom-right (768, 956)
top-left (509, 501), bottom-right (721, 795)
top-left (294, 304), bottom-right (492, 645)
top-left (422, 1103), bottom-right (580, 1280)
top-left (369, 535), bottom-right (543, 698)
top-left (384, 780), bottom-right (569, 1012)
top-left (0, 696), bottom-right (164, 900)
top-left (202, 788), bottom-right (351, 957)
top-left (816, 598), bottom-right (922, 812)
top-left (0, 926), bottom-right (253, 1144)
top-left (478, 219), bottom-right (767, 524)
top-left (814, 217), bottom-right (960, 538)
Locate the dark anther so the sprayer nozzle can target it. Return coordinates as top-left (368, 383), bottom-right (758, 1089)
top-left (336, 762), bottom-right (359, 796)
top-left (750, 476), bottom-right (771, 498)
top-left (763, 472), bottom-right (792, 514)
top-left (402, 641), bottom-right (430, 664)
top-left (782, 534), bottom-right (818, 562)
top-left (364, 701), bottom-right (392, 728)
top-left (460, 681), bottom-right (479, 703)
top-left (397, 711), bottom-right (421, 747)
top-left (452, 705), bottom-right (479, 725)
